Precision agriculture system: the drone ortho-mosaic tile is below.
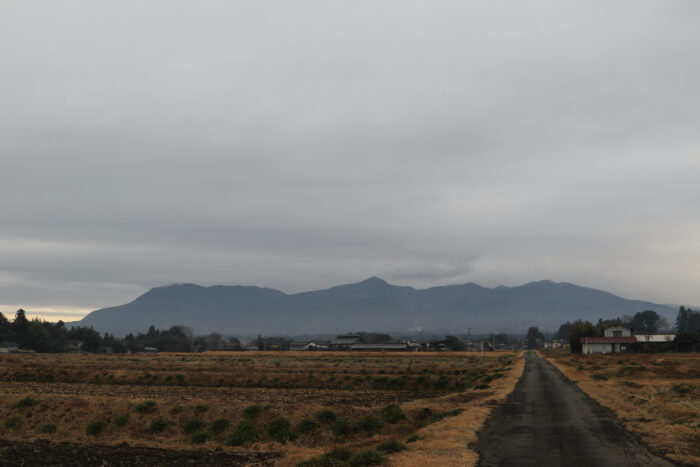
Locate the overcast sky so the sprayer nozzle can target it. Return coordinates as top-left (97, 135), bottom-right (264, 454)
top-left (2, 1), bottom-right (699, 321)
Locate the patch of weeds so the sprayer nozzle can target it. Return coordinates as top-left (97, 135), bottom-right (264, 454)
top-left (194, 404), bottom-right (210, 416)
top-left (5, 417), bottom-right (23, 431)
top-left (226, 420), bottom-right (259, 446)
top-left (86, 421), bottom-right (103, 436)
top-left (376, 440), bottom-right (407, 454)
top-left (379, 404), bottom-right (406, 424)
top-left (297, 417), bottom-right (318, 434)
top-left (406, 434), bottom-right (420, 443)
top-left (619, 380), bottom-right (644, 389)
top-left (169, 404), bottom-right (183, 415)
top-left (15, 397), bottom-right (39, 408)
top-left (347, 449), bottom-right (386, 466)
top-left (297, 448), bottom-right (353, 467)
top-left (592, 373), bottom-right (608, 381)
top-left (38, 423), bottom-right (56, 434)
top-left (190, 432), bottom-right (210, 444)
top-left (314, 408), bottom-right (338, 424)
top-left (331, 418), bottom-right (352, 437)
top-left (355, 416), bottom-right (383, 433)
top-left (210, 418), bottom-right (231, 435)
top-left (267, 417), bottom-right (297, 443)
top-left (184, 418), bottom-right (204, 434)
top-left (474, 383), bottom-right (490, 389)
top-left (244, 404), bottom-right (263, 419)
top-left (149, 417), bottom-right (167, 434)
top-left (423, 408), bottom-right (464, 426)
top-left (135, 400), bottom-right (157, 414)
top-left (672, 383), bottom-right (694, 395)
top-left (114, 414), bottom-right (130, 427)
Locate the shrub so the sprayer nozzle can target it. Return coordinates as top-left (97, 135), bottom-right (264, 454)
top-left (377, 440), bottom-right (407, 454)
top-left (267, 417), bottom-right (296, 443)
top-left (405, 434), bottom-right (420, 443)
top-left (244, 404), bottom-right (263, 419)
top-left (86, 421), bottom-right (103, 436)
top-left (297, 448), bottom-right (354, 467)
top-left (15, 397), bottom-right (39, 408)
top-left (226, 420), bottom-right (259, 446)
top-left (424, 409), bottom-right (464, 426)
top-left (5, 417), bottom-right (22, 431)
top-left (297, 417), bottom-right (318, 434)
top-left (169, 404), bottom-right (183, 415)
top-left (592, 373), bottom-right (608, 381)
top-left (348, 449), bottom-right (386, 466)
top-left (149, 417), bottom-right (167, 434)
top-left (314, 408), bottom-right (338, 424)
top-left (474, 384), bottom-right (490, 389)
top-left (194, 404), bottom-right (210, 416)
top-left (135, 400), bottom-right (157, 414)
top-left (671, 383), bottom-right (694, 395)
top-left (210, 418), bottom-right (231, 435)
top-left (184, 418), bottom-right (204, 434)
top-left (190, 432), bottom-right (210, 444)
top-left (331, 418), bottom-right (351, 437)
top-left (379, 404), bottom-right (406, 424)
top-left (38, 423), bottom-right (56, 434)
top-left (115, 415), bottom-right (130, 427)
top-left (355, 416), bottom-right (383, 433)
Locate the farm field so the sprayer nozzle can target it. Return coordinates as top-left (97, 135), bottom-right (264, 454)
top-left (0, 351), bottom-right (523, 466)
top-left (543, 351), bottom-right (700, 466)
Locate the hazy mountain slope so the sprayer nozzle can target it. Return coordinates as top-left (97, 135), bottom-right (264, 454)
top-left (70, 277), bottom-right (677, 336)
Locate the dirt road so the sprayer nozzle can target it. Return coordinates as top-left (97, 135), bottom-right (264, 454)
top-left (477, 351), bottom-right (675, 467)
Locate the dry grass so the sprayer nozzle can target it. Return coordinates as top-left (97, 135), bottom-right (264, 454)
top-left (0, 351), bottom-right (523, 465)
top-left (388, 351), bottom-right (525, 467)
top-left (543, 351), bottom-right (700, 466)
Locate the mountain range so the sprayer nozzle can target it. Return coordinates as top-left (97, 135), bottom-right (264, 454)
top-left (69, 277), bottom-right (678, 336)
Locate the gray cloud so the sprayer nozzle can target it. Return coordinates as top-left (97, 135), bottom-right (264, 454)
top-left (2, 1), bottom-right (700, 318)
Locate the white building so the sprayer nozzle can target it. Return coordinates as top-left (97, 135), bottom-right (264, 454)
top-left (581, 326), bottom-right (636, 354)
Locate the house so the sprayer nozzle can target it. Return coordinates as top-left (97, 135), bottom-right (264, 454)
top-left (0, 341), bottom-right (19, 353)
top-left (349, 341), bottom-right (421, 352)
top-left (65, 340), bottom-right (84, 353)
top-left (329, 334), bottom-right (362, 351)
top-left (290, 341), bottom-right (329, 351)
top-left (581, 326), bottom-right (636, 354)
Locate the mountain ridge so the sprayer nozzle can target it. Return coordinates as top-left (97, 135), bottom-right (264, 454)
top-left (69, 277), bottom-right (678, 336)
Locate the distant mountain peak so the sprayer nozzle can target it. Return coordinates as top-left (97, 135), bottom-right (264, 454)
top-left (360, 276), bottom-right (389, 286)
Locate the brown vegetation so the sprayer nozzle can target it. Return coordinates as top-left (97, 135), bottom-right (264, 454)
top-left (543, 351), bottom-right (700, 466)
top-left (0, 351), bottom-right (523, 466)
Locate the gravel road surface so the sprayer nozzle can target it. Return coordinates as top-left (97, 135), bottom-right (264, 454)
top-left (477, 351), bottom-right (675, 467)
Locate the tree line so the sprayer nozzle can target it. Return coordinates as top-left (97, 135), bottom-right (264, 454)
top-left (0, 309), bottom-right (239, 353)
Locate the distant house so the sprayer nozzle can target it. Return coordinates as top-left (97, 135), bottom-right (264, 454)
top-left (0, 341), bottom-right (19, 353)
top-left (581, 326), bottom-right (635, 354)
top-left (290, 341), bottom-right (329, 351)
top-left (329, 334), bottom-right (362, 351)
top-left (142, 346), bottom-right (159, 353)
top-left (65, 340), bottom-right (84, 353)
top-left (350, 341), bottom-right (421, 352)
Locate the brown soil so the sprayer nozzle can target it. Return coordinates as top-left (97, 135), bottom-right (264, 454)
top-left (0, 438), bottom-right (280, 466)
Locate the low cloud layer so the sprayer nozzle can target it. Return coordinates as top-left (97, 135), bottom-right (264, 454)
top-left (2, 1), bottom-right (700, 320)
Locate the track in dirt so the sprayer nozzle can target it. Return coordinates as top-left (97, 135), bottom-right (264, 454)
top-left (477, 351), bottom-right (675, 467)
